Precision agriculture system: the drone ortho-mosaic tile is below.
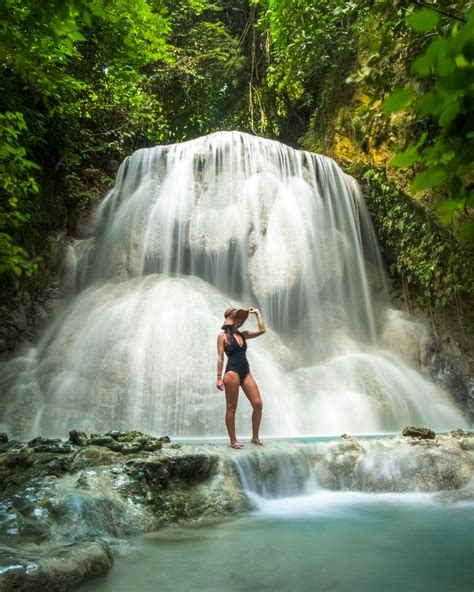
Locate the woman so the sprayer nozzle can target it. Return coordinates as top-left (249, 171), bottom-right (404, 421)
top-left (216, 306), bottom-right (266, 449)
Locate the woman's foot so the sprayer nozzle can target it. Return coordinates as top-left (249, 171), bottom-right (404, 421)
top-left (251, 439), bottom-right (263, 446)
top-left (230, 441), bottom-right (245, 449)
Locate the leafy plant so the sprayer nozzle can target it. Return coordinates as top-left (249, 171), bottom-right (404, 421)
top-left (380, 5), bottom-right (474, 243)
top-left (362, 167), bottom-right (473, 313)
top-left (0, 112), bottom-right (42, 277)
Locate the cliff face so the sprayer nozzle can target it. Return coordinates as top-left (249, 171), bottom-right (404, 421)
top-left (0, 232), bottom-right (68, 360)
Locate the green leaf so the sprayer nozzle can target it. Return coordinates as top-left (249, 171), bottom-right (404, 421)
top-left (439, 102), bottom-right (460, 127)
top-left (406, 8), bottom-right (440, 33)
top-left (389, 146), bottom-right (420, 167)
top-left (463, 39), bottom-right (474, 61)
top-left (87, 2), bottom-right (107, 18)
top-left (411, 38), bottom-right (445, 76)
top-left (382, 88), bottom-right (415, 114)
top-left (416, 92), bottom-right (448, 117)
top-left (438, 69), bottom-right (474, 91)
top-left (70, 31), bottom-right (87, 42)
top-left (411, 168), bottom-right (447, 192)
top-left (459, 220), bottom-right (474, 243)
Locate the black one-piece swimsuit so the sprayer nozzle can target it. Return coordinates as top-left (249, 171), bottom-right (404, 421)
top-left (224, 331), bottom-right (250, 382)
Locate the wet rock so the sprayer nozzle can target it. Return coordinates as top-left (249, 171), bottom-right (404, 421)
top-left (434, 486), bottom-right (474, 504)
top-left (402, 426), bottom-right (436, 439)
top-left (69, 430), bottom-right (89, 446)
top-left (45, 456), bottom-right (72, 477)
top-left (449, 428), bottom-right (474, 438)
top-left (458, 437), bottom-right (474, 451)
top-left (143, 440), bottom-right (163, 452)
top-left (315, 435), bottom-right (472, 492)
top-left (0, 540), bottom-right (113, 592)
top-left (0, 434), bottom-right (8, 444)
top-left (120, 442), bottom-right (143, 454)
top-left (28, 437), bottom-right (61, 447)
top-left (107, 430), bottom-right (123, 439)
top-left (88, 436), bottom-right (116, 447)
top-left (0, 452), bottom-right (33, 489)
top-left (70, 446), bottom-right (124, 471)
top-left (26, 437), bottom-right (74, 454)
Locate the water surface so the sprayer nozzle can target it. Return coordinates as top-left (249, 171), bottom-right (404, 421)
top-left (80, 491), bottom-right (474, 592)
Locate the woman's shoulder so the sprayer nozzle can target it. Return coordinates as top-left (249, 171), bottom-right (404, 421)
top-left (218, 330), bottom-right (227, 342)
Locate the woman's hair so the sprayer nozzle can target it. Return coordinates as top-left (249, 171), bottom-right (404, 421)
top-left (221, 324), bottom-right (234, 349)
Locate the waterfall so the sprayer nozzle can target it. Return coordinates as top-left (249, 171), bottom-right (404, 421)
top-left (0, 131), bottom-right (468, 438)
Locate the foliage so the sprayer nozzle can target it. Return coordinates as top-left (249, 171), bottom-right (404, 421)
top-left (381, 5), bottom-right (474, 243)
top-left (252, 0), bottom-right (360, 108)
top-left (362, 167), bottom-right (473, 311)
top-left (148, 0), bottom-right (251, 140)
top-left (0, 112), bottom-right (42, 277)
top-left (340, 1), bottom-right (473, 244)
top-left (1, 0), bottom-right (256, 285)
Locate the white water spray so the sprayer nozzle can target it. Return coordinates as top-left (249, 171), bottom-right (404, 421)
top-left (0, 131), bottom-right (468, 438)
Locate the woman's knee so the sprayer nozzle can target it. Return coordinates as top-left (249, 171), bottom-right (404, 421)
top-left (252, 398), bottom-right (263, 412)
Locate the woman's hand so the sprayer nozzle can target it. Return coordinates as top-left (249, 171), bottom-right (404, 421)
top-left (216, 377), bottom-right (225, 391)
top-left (247, 306), bottom-right (260, 314)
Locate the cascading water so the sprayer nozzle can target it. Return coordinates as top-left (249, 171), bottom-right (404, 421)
top-left (0, 131), bottom-right (469, 438)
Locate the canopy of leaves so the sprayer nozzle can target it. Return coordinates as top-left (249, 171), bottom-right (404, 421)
top-left (0, 0), bottom-right (257, 286)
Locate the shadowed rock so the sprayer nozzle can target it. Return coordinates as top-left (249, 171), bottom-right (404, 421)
top-left (402, 426), bottom-right (436, 439)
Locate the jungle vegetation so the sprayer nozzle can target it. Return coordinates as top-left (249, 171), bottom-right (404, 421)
top-left (1, 0), bottom-right (472, 311)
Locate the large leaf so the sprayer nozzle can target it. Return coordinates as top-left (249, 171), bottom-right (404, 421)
top-left (411, 168), bottom-right (447, 192)
top-left (406, 8), bottom-right (440, 33)
top-left (438, 69), bottom-right (474, 91)
top-left (389, 147), bottom-right (420, 168)
top-left (439, 102), bottom-right (460, 127)
top-left (415, 92), bottom-right (448, 117)
top-left (382, 88), bottom-right (415, 114)
top-left (389, 133), bottom-right (426, 168)
top-left (410, 38), bottom-right (445, 76)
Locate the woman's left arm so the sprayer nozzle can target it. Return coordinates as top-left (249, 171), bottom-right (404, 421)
top-left (242, 307), bottom-right (266, 339)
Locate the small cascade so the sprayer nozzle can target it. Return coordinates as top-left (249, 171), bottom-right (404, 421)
top-left (224, 436), bottom-right (473, 514)
top-left (230, 442), bottom-right (320, 508)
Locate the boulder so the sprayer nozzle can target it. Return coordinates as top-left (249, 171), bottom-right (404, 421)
top-left (0, 540), bottom-right (113, 592)
top-left (69, 430), bottom-right (89, 446)
top-left (402, 426), bottom-right (436, 439)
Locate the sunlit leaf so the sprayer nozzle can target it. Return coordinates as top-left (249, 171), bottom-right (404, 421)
top-left (389, 146), bottom-right (420, 167)
top-left (406, 8), bottom-right (440, 33)
top-left (411, 168), bottom-right (447, 192)
top-left (382, 88), bottom-right (415, 114)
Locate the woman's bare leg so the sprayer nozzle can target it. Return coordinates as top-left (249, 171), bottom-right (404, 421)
top-left (241, 373), bottom-right (263, 443)
top-left (223, 371), bottom-right (242, 446)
